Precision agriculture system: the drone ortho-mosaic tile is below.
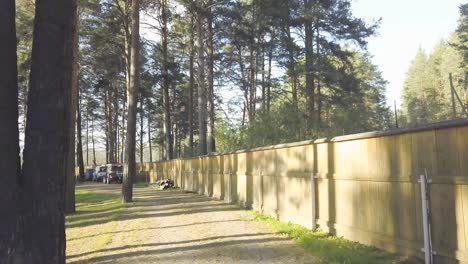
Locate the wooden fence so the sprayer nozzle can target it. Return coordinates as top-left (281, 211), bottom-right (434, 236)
top-left (137, 119), bottom-right (468, 263)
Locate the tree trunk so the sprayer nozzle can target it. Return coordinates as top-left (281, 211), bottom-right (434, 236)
top-left (267, 31), bottom-right (274, 114)
top-left (139, 102), bottom-right (144, 164)
top-left (285, 6), bottom-right (297, 105)
top-left (86, 109), bottom-right (89, 165)
top-left (249, 5), bottom-right (257, 123)
top-left (147, 112), bottom-right (153, 163)
top-left (249, 45), bottom-right (256, 123)
top-left (120, 99), bottom-right (126, 163)
top-left (116, 106), bottom-right (119, 163)
top-left (20, 0), bottom-right (77, 261)
top-left (304, 0), bottom-right (315, 125)
top-left (108, 86), bottom-right (116, 164)
top-left (316, 25), bottom-right (322, 128)
top-left (241, 105), bottom-right (246, 127)
top-left (0, 0), bottom-right (21, 260)
top-left (260, 39), bottom-right (265, 110)
top-left (206, 1), bottom-right (216, 153)
top-left (77, 86), bottom-right (85, 178)
top-left (188, 13), bottom-right (195, 156)
top-left (196, 0), bottom-right (207, 155)
top-left (123, 0), bottom-right (140, 203)
top-left (161, 0), bottom-right (173, 160)
top-left (173, 121), bottom-right (178, 158)
top-left (92, 117), bottom-right (97, 166)
top-left (160, 134), bottom-right (165, 160)
top-left (237, 45), bottom-right (251, 123)
top-left (113, 85), bottom-right (119, 162)
top-left (65, 12), bottom-right (79, 214)
top-left (104, 90), bottom-right (109, 163)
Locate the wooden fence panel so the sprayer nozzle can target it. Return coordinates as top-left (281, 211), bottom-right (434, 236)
top-left (134, 120), bottom-right (468, 263)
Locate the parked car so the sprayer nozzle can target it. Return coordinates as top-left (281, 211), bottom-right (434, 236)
top-left (84, 168), bottom-right (95, 181)
top-left (93, 165), bottom-right (107, 182)
top-left (103, 164), bottom-right (123, 184)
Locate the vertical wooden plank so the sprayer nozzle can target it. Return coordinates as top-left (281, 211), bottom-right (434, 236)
top-left (436, 128), bottom-right (460, 177)
top-left (431, 184), bottom-right (458, 252)
top-left (457, 126), bottom-right (468, 178)
top-left (411, 130), bottom-right (437, 178)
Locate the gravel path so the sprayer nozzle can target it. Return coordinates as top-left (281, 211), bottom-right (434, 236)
top-left (67, 184), bottom-right (319, 264)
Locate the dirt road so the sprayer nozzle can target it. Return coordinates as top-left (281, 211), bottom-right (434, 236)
top-left (66, 183), bottom-right (318, 264)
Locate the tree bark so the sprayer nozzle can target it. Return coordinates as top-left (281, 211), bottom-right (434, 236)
top-left (92, 117), bottom-right (97, 166)
top-left (237, 45), bottom-right (251, 123)
top-left (206, 1), bottom-right (216, 153)
top-left (123, 0), bottom-right (140, 203)
top-left (188, 12), bottom-right (195, 156)
top-left (316, 25), bottom-right (322, 127)
top-left (161, 0), bottom-right (173, 160)
top-left (304, 0), bottom-right (315, 124)
top-left (20, 0), bottom-right (77, 261)
top-left (77, 87), bottom-right (85, 178)
top-left (249, 5), bottom-right (257, 123)
top-left (112, 85), bottom-right (119, 163)
top-left (104, 90), bottom-right (109, 163)
top-left (120, 99), bottom-right (126, 163)
top-left (196, 0), bottom-right (207, 155)
top-left (267, 31), bottom-right (274, 114)
top-left (139, 101), bottom-right (144, 164)
top-left (65, 12), bottom-right (79, 214)
top-left (147, 112), bottom-right (153, 163)
top-left (0, 0), bottom-right (21, 261)
top-left (249, 44), bottom-right (256, 123)
top-left (86, 109), bottom-right (89, 165)
top-left (108, 86), bottom-right (116, 164)
top-left (285, 5), bottom-right (297, 105)
top-left (260, 38), bottom-right (265, 110)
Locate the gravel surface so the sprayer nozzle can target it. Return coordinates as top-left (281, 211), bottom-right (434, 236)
top-left (67, 183), bottom-right (319, 264)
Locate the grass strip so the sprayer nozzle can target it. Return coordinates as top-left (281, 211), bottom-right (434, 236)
top-left (66, 189), bottom-right (127, 263)
top-left (252, 212), bottom-right (419, 264)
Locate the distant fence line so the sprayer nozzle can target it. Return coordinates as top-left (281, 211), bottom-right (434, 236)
top-left (136, 119), bottom-right (468, 263)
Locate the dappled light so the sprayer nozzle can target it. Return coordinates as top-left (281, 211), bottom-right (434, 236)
top-left (1, 0), bottom-right (466, 262)
top-left (146, 119), bottom-right (467, 263)
top-left (66, 183), bottom-right (318, 264)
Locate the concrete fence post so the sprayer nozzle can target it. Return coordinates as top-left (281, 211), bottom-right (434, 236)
top-left (311, 171), bottom-right (317, 230)
top-left (420, 174), bottom-right (434, 264)
top-left (228, 169), bottom-right (232, 203)
top-left (259, 171), bottom-right (264, 213)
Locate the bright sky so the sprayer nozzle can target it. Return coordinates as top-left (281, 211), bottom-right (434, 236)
top-left (351, 0), bottom-right (464, 108)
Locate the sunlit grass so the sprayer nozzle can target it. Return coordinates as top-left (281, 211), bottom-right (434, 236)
top-left (66, 189), bottom-right (126, 263)
top-left (67, 190), bottom-right (124, 228)
top-left (252, 212), bottom-right (420, 264)
top-left (75, 189), bottom-right (116, 205)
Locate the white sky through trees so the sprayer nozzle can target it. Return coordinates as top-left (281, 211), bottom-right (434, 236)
top-left (352, 0), bottom-right (464, 108)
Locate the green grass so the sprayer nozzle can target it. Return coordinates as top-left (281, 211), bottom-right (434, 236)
top-left (252, 212), bottom-right (420, 264)
top-left (67, 189), bottom-right (125, 228)
top-left (66, 188), bottom-right (128, 263)
top-left (75, 189), bottom-right (117, 204)
top-left (133, 182), bottom-right (149, 188)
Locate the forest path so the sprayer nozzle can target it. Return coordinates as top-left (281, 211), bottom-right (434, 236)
top-left (66, 183), bottom-right (318, 264)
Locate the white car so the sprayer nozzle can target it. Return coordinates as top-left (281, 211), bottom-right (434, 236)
top-left (93, 165), bottom-right (107, 182)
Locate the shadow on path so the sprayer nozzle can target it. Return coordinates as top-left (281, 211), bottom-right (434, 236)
top-left (67, 183), bottom-right (317, 264)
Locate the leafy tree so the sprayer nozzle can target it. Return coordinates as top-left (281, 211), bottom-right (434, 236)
top-left (402, 48), bottom-right (431, 124)
top-left (402, 11), bottom-right (467, 125)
